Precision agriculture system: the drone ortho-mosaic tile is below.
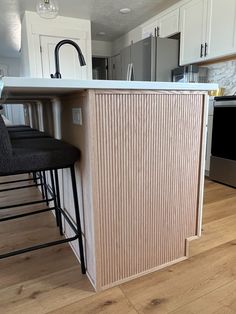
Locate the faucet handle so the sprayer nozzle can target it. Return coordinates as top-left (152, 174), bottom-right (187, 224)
top-left (51, 73), bottom-right (55, 78)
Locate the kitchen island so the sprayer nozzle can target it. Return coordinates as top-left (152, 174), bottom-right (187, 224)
top-left (0, 78), bottom-right (217, 291)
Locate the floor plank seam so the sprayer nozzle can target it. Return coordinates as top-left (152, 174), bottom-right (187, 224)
top-left (167, 278), bottom-right (236, 314)
top-left (119, 285), bottom-right (140, 313)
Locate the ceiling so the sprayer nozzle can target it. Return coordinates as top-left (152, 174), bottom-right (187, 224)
top-left (0, 0), bottom-right (180, 58)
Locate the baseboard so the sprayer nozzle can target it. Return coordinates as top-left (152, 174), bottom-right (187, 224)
top-left (99, 256), bottom-right (187, 291)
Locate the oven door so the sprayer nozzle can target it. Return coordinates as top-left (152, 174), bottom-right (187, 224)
top-left (210, 98), bottom-right (236, 186)
top-left (211, 100), bottom-right (236, 160)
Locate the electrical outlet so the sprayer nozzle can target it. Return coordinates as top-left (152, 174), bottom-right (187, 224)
top-left (72, 108), bottom-right (82, 125)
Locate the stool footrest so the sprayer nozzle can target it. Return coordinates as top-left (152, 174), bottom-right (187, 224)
top-left (0, 198), bottom-right (54, 210)
top-left (0, 176), bottom-right (41, 185)
top-left (0, 183), bottom-right (41, 192)
top-left (0, 235), bottom-right (78, 260)
top-left (0, 207), bottom-right (56, 222)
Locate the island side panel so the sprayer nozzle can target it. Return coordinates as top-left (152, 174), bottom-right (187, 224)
top-left (91, 90), bottom-right (206, 290)
top-left (60, 91), bottom-right (97, 287)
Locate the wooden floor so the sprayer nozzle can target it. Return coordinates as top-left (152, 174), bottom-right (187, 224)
top-left (1, 176), bottom-right (236, 313)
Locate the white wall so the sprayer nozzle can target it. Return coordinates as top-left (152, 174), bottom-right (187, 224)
top-left (21, 11), bottom-right (92, 78)
top-left (0, 57), bottom-right (20, 76)
top-left (92, 40), bottom-right (112, 57)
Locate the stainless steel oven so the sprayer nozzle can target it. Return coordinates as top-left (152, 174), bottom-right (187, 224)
top-left (209, 96), bottom-right (236, 187)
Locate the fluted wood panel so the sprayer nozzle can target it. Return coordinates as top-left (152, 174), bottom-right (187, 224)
top-left (92, 92), bottom-right (205, 289)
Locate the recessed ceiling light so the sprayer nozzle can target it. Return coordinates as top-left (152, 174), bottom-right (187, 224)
top-left (119, 8), bottom-right (131, 14)
top-left (97, 32), bottom-right (106, 36)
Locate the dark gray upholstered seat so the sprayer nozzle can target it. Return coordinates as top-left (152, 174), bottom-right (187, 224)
top-left (0, 116), bottom-right (80, 176)
top-left (0, 115), bottom-right (85, 273)
top-left (7, 127), bottom-right (36, 132)
top-left (7, 125), bottom-right (31, 129)
top-left (9, 130), bottom-right (51, 140)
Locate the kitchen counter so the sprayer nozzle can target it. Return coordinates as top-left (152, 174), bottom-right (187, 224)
top-left (0, 77), bottom-right (217, 100)
top-left (0, 77), bottom-right (218, 291)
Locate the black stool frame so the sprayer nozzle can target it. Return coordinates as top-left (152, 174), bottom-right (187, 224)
top-left (0, 166), bottom-right (86, 274)
top-left (0, 171), bottom-right (63, 234)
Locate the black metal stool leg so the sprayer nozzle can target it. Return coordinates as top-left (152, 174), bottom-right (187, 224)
top-left (32, 172), bottom-right (37, 183)
top-left (70, 165), bottom-right (86, 274)
top-left (39, 171), bottom-right (45, 200)
top-left (50, 170), bottom-right (61, 230)
top-left (54, 169), bottom-right (63, 236)
top-left (42, 171), bottom-right (49, 206)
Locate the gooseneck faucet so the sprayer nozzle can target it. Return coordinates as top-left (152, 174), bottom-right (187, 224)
top-left (51, 39), bottom-right (86, 79)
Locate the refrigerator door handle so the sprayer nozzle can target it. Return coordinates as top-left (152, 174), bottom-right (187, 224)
top-left (130, 63), bottom-right (134, 81)
top-left (126, 63), bottom-right (131, 81)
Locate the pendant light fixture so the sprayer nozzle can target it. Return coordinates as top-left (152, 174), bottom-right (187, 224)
top-left (36, 0), bottom-right (59, 19)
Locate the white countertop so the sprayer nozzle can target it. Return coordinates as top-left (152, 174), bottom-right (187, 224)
top-left (0, 77), bottom-right (218, 101)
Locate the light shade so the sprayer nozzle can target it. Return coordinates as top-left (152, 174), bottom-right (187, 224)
top-left (36, 0), bottom-right (59, 19)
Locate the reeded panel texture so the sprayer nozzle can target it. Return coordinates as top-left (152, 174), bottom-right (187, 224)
top-left (93, 92), bottom-right (204, 288)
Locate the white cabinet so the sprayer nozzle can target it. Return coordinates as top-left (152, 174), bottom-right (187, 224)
top-left (180, 0), bottom-right (207, 65)
top-left (180, 0), bottom-right (236, 65)
top-left (142, 8), bottom-right (179, 39)
top-left (159, 8), bottom-right (179, 38)
top-left (142, 19), bottom-right (160, 39)
top-left (205, 0), bottom-right (236, 60)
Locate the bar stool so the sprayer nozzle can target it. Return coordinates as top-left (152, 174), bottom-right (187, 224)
top-left (4, 125), bottom-right (53, 199)
top-left (7, 126), bottom-right (36, 132)
top-left (9, 130), bottom-right (51, 140)
top-left (0, 115), bottom-right (86, 274)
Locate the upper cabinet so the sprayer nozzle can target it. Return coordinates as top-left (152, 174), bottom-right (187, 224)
top-left (159, 8), bottom-right (180, 38)
top-left (180, 0), bottom-right (236, 65)
top-left (142, 8), bottom-right (179, 39)
top-left (205, 0), bottom-right (236, 60)
top-left (142, 19), bottom-right (160, 39)
top-left (179, 0), bottom-right (207, 65)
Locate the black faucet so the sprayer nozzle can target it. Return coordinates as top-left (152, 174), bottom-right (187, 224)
top-left (51, 39), bottom-right (86, 79)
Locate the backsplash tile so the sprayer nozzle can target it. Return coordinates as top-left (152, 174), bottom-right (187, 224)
top-left (206, 60), bottom-right (236, 95)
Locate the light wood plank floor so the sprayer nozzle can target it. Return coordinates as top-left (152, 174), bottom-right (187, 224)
top-left (1, 176), bottom-right (236, 313)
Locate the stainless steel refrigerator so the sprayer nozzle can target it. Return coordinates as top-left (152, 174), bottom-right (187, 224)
top-left (120, 36), bottom-right (179, 82)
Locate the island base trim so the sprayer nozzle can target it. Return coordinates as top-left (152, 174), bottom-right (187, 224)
top-left (97, 256), bottom-right (188, 292)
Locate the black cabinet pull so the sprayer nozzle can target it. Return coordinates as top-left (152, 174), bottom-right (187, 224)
top-left (200, 44), bottom-right (204, 58)
top-left (204, 43), bottom-right (208, 57)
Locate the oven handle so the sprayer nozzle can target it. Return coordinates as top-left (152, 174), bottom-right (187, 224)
top-left (214, 102), bottom-right (236, 107)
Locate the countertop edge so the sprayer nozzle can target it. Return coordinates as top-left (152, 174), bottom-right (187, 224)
top-left (0, 77), bottom-right (218, 93)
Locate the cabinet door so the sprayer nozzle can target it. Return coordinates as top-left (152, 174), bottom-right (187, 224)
top-left (205, 0), bottom-right (236, 60)
top-left (40, 35), bottom-right (89, 79)
top-left (159, 9), bottom-right (179, 38)
top-left (142, 20), bottom-right (160, 39)
top-left (180, 0), bottom-right (207, 65)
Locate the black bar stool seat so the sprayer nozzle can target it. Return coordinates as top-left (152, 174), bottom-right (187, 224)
top-left (9, 131), bottom-right (52, 140)
top-left (1, 138), bottom-right (80, 176)
top-left (7, 125), bottom-right (33, 131)
top-left (7, 127), bottom-right (36, 132)
top-left (0, 115), bottom-right (86, 274)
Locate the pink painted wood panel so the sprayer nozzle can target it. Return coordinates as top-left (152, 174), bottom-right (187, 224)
top-left (91, 92), bottom-right (205, 289)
